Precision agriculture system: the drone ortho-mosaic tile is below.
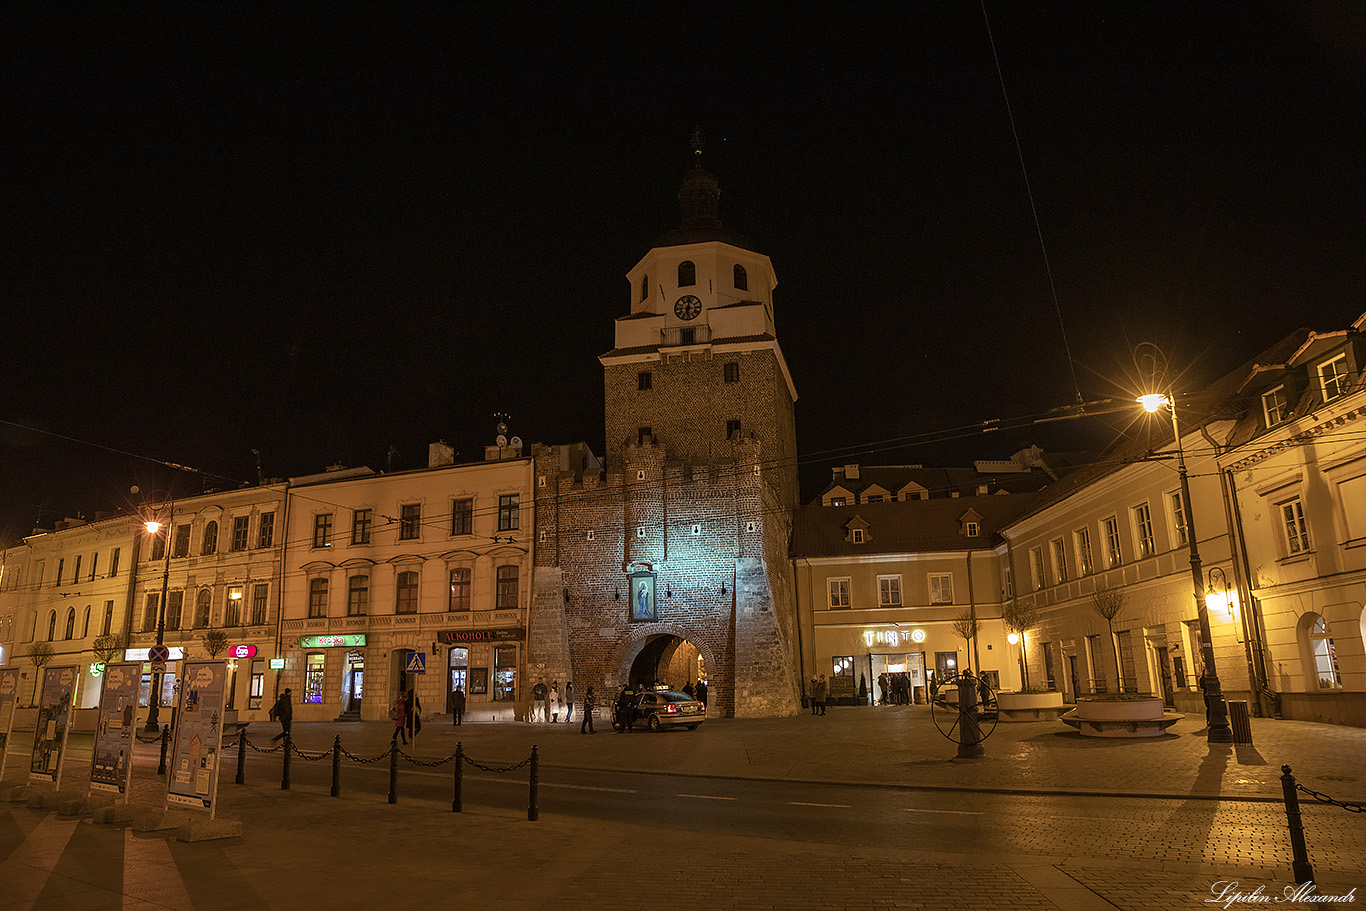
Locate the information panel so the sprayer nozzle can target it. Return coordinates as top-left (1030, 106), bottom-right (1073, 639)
top-left (166, 660), bottom-right (227, 817)
top-left (90, 662), bottom-right (141, 796)
top-left (0, 668), bottom-right (20, 778)
top-left (30, 665), bottom-right (78, 786)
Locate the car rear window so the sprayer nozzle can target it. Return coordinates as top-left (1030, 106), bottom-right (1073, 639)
top-left (659, 692), bottom-right (694, 703)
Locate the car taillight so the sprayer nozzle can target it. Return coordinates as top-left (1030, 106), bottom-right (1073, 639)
top-left (699, 704), bottom-right (705, 712)
top-left (666, 704), bottom-right (677, 714)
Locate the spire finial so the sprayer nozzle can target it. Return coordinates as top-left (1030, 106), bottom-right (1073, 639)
top-left (691, 125), bottom-right (703, 166)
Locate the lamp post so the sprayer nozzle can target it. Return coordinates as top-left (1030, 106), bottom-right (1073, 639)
top-left (1138, 392), bottom-right (1233, 743)
top-left (142, 503), bottom-right (173, 732)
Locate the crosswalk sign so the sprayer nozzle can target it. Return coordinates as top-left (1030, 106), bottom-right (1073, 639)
top-left (405, 652), bottom-right (427, 674)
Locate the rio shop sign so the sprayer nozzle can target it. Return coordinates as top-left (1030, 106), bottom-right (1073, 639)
top-left (439, 628), bottom-right (524, 644)
top-left (298, 634), bottom-right (368, 649)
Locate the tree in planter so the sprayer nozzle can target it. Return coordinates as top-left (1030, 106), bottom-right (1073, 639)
top-left (200, 629), bottom-right (230, 660)
top-left (1090, 586), bottom-right (1127, 694)
top-left (25, 641), bottom-right (55, 706)
top-left (1001, 597), bottom-right (1041, 690)
top-left (951, 610), bottom-right (979, 673)
top-left (91, 633), bottom-right (125, 667)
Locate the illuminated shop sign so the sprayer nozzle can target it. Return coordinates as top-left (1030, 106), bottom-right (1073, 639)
top-left (299, 634), bottom-right (367, 648)
top-left (269, 658), bottom-right (285, 669)
top-left (124, 647), bottom-right (187, 661)
top-left (439, 628), bottom-right (524, 644)
top-left (862, 629), bottom-right (926, 648)
top-left (231, 645), bottom-right (258, 658)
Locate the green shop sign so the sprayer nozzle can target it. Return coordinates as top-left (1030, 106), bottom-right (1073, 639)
top-left (299, 634), bottom-right (368, 649)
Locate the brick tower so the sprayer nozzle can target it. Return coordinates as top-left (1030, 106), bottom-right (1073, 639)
top-left (530, 143), bottom-right (801, 717)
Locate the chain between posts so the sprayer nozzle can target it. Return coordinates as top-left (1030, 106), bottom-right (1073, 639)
top-left (1295, 782), bottom-right (1366, 813)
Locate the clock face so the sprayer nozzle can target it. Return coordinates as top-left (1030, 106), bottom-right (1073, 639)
top-left (674, 294), bottom-right (703, 321)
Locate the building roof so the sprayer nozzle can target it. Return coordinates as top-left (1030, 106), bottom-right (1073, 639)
top-left (790, 493), bottom-right (1038, 558)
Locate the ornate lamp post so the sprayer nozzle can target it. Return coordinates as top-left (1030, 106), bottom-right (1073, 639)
top-left (1138, 392), bottom-right (1233, 743)
top-left (140, 497), bottom-right (173, 732)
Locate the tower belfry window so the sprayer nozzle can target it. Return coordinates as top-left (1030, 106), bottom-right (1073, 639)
top-left (733, 264), bottom-right (747, 290)
top-left (678, 261), bottom-right (695, 287)
top-left (640, 274), bottom-right (649, 303)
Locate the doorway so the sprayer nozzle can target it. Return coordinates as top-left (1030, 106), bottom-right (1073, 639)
top-left (1155, 646), bottom-right (1174, 707)
top-left (343, 650), bottom-right (364, 713)
top-left (1067, 654), bottom-right (1080, 703)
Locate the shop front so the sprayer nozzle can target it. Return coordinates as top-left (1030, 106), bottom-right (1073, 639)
top-left (440, 627), bottom-right (524, 722)
top-left (812, 621), bottom-right (1011, 707)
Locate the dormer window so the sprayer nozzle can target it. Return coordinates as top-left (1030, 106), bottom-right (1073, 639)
top-left (966, 522), bottom-right (980, 537)
top-left (852, 529), bottom-right (865, 544)
top-left (678, 261), bottom-right (696, 287)
top-left (733, 264), bottom-right (748, 290)
top-left (843, 515), bottom-right (871, 544)
top-left (1318, 353), bottom-right (1350, 402)
top-left (1262, 385), bottom-right (1289, 427)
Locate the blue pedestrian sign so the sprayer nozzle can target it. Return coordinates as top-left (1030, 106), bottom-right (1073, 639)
top-left (405, 652), bottom-right (427, 674)
top-left (148, 644), bottom-right (171, 663)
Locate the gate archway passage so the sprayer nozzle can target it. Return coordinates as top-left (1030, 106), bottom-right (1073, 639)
top-left (612, 626), bottom-right (718, 705)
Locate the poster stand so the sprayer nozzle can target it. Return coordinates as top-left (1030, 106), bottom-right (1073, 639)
top-left (162, 660), bottom-right (240, 839)
top-left (28, 665), bottom-right (79, 803)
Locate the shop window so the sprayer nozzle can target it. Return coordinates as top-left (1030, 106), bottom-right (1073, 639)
top-left (468, 667), bottom-right (489, 695)
top-left (493, 646), bottom-right (516, 701)
top-left (249, 659), bottom-right (264, 710)
top-left (304, 653), bottom-right (326, 704)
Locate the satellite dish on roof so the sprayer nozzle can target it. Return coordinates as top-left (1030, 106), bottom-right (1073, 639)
top-left (509, 436), bottom-right (522, 449)
top-left (496, 434), bottom-right (508, 447)
top-left (496, 421), bottom-right (509, 436)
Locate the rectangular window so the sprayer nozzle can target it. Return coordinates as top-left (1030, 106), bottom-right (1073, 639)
top-left (89, 552), bottom-right (98, 581)
top-left (1050, 538), bottom-right (1068, 584)
top-left (150, 534), bottom-right (166, 561)
top-left (723, 362), bottom-right (740, 383)
top-left (73, 556), bottom-right (81, 584)
top-left (251, 583), bottom-right (269, 626)
top-left (142, 593), bottom-right (159, 633)
top-left (1103, 516), bottom-right (1122, 568)
top-left (347, 575), bottom-right (369, 616)
top-left (1073, 527), bottom-right (1094, 577)
top-left (929, 573), bottom-right (953, 604)
top-left (1132, 502), bottom-right (1155, 559)
top-left (725, 419), bottom-right (741, 439)
top-left (224, 586), bottom-right (244, 626)
top-left (352, 508), bottom-right (373, 545)
top-left (314, 513), bottom-right (333, 548)
top-left (304, 654), bottom-right (325, 704)
top-left (1340, 474), bottom-right (1366, 542)
top-left (451, 499), bottom-right (473, 536)
top-left (1002, 565), bottom-right (1014, 599)
top-left (638, 371), bottom-right (652, 391)
top-left (496, 565), bottom-right (519, 610)
top-left (396, 571), bottom-right (418, 614)
top-left (497, 494), bottom-right (520, 532)
top-left (833, 656), bottom-right (853, 681)
top-left (399, 504), bottom-right (421, 540)
top-left (194, 591), bottom-right (211, 628)
top-left (231, 516), bottom-right (250, 551)
top-left (1030, 546), bottom-right (1048, 590)
top-left (56, 558), bottom-right (64, 585)
top-left (308, 578), bottom-right (329, 618)
top-left (173, 524), bottom-right (191, 558)
top-left (1087, 634), bottom-right (1107, 694)
top-left (249, 659), bottom-right (264, 709)
top-left (448, 567), bottom-right (471, 611)
top-left (493, 646), bottom-right (517, 701)
top-left (1116, 629), bottom-right (1136, 693)
top-left (1281, 499), bottom-right (1310, 554)
top-left (102, 600), bottom-right (114, 636)
top-left (166, 590), bottom-right (184, 630)
top-left (1319, 353), bottom-right (1350, 401)
top-left (468, 667), bottom-right (489, 695)
top-left (109, 547), bottom-right (120, 577)
top-left (1262, 385), bottom-right (1290, 427)
top-left (828, 578), bottom-right (851, 609)
top-left (877, 575), bottom-right (902, 606)
top-left (257, 512), bottom-right (275, 548)
top-left (1169, 491), bottom-right (1188, 547)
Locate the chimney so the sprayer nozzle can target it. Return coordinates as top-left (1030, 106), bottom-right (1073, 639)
top-left (428, 441), bottom-right (455, 468)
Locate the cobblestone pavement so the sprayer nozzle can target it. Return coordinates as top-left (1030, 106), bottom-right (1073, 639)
top-left (1, 706), bottom-right (1362, 910)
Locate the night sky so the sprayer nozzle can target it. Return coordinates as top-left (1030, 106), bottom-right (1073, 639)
top-left (3, 3), bottom-right (1364, 542)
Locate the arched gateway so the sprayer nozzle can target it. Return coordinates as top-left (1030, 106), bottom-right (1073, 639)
top-left (612, 626), bottom-right (715, 694)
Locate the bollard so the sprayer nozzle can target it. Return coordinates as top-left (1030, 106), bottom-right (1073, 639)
top-left (388, 733), bottom-right (398, 805)
top-left (1280, 765), bottom-right (1315, 884)
top-left (330, 734), bottom-right (341, 797)
top-left (528, 745), bottom-right (539, 821)
top-left (452, 742), bottom-right (463, 813)
top-left (158, 725), bottom-right (170, 776)
top-left (281, 731), bottom-right (291, 791)
top-left (236, 728), bottom-right (246, 784)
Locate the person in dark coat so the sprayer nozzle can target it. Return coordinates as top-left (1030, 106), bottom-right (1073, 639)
top-left (580, 686), bottom-right (596, 734)
top-left (404, 688), bottom-right (422, 741)
top-left (616, 682), bottom-right (638, 733)
top-left (564, 682), bottom-right (575, 724)
top-left (695, 679), bottom-right (707, 707)
top-left (816, 675), bottom-right (828, 715)
top-left (269, 688), bottom-right (293, 742)
top-left (448, 686), bottom-right (466, 726)
top-left (682, 681), bottom-right (695, 699)
top-left (393, 694), bottom-right (408, 744)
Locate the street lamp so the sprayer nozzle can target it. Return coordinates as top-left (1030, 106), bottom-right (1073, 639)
top-left (140, 498), bottom-right (173, 732)
top-left (1138, 392), bottom-right (1234, 743)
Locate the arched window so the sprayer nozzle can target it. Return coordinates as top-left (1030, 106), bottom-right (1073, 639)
top-left (47, 610), bottom-right (57, 641)
top-left (1303, 615), bottom-right (1343, 690)
top-left (733, 263), bottom-right (747, 290)
top-left (195, 589), bottom-right (213, 628)
top-left (396, 571), bottom-right (418, 614)
top-left (64, 608), bottom-right (76, 640)
top-left (678, 261), bottom-right (695, 287)
top-left (639, 273), bottom-right (649, 302)
top-left (202, 521), bottom-right (219, 555)
top-left (82, 606), bottom-right (92, 638)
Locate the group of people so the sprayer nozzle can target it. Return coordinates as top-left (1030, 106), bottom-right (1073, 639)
top-left (610, 679), bottom-right (708, 733)
top-left (877, 671), bottom-right (916, 705)
top-left (392, 687), bottom-right (422, 744)
top-left (805, 675), bottom-right (828, 715)
top-left (529, 678), bottom-right (577, 723)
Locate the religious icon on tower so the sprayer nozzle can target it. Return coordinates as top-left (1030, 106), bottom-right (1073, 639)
top-left (628, 572), bottom-right (656, 622)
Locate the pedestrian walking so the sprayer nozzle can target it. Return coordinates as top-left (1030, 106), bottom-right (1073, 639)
top-left (449, 686), bottom-right (466, 726)
top-left (393, 694), bottom-right (409, 744)
top-left (565, 682), bottom-right (575, 723)
top-left (695, 679), bottom-right (707, 708)
top-left (269, 688), bottom-right (293, 742)
top-left (807, 676), bottom-right (818, 715)
top-left (816, 675), bottom-right (828, 715)
top-left (404, 688), bottom-right (422, 741)
top-left (550, 682), bottom-right (562, 722)
top-left (682, 681), bottom-right (695, 699)
top-left (616, 681), bottom-right (638, 733)
top-left (532, 677), bottom-right (548, 723)
top-left (581, 686), bottom-right (596, 733)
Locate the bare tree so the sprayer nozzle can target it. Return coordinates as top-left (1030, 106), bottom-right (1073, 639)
top-left (91, 633), bottom-right (125, 666)
top-left (951, 610), bottom-right (979, 673)
top-left (25, 641), bottom-right (55, 706)
top-left (1002, 597), bottom-right (1041, 689)
top-left (1090, 586), bottom-right (1127, 692)
top-left (201, 629), bottom-right (230, 659)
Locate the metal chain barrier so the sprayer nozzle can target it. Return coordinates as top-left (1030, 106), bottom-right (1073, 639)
top-left (288, 740), bottom-right (335, 762)
top-left (337, 745), bottom-right (393, 765)
top-left (1295, 782), bottom-right (1366, 813)
top-left (134, 730), bottom-right (162, 743)
top-left (461, 753), bottom-right (533, 774)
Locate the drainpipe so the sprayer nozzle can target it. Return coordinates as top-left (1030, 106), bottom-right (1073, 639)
top-left (792, 556), bottom-right (808, 692)
top-left (967, 551), bottom-right (980, 674)
top-left (272, 480), bottom-right (291, 701)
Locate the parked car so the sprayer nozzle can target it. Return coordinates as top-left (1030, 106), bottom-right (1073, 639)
top-left (617, 689), bottom-right (706, 731)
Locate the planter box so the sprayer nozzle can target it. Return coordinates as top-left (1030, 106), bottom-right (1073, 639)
top-left (1061, 696), bottom-right (1183, 737)
top-left (997, 691), bottom-right (1066, 723)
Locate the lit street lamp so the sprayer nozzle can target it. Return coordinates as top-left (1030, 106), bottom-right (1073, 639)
top-left (137, 492), bottom-right (173, 732)
top-left (1138, 392), bottom-right (1234, 743)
